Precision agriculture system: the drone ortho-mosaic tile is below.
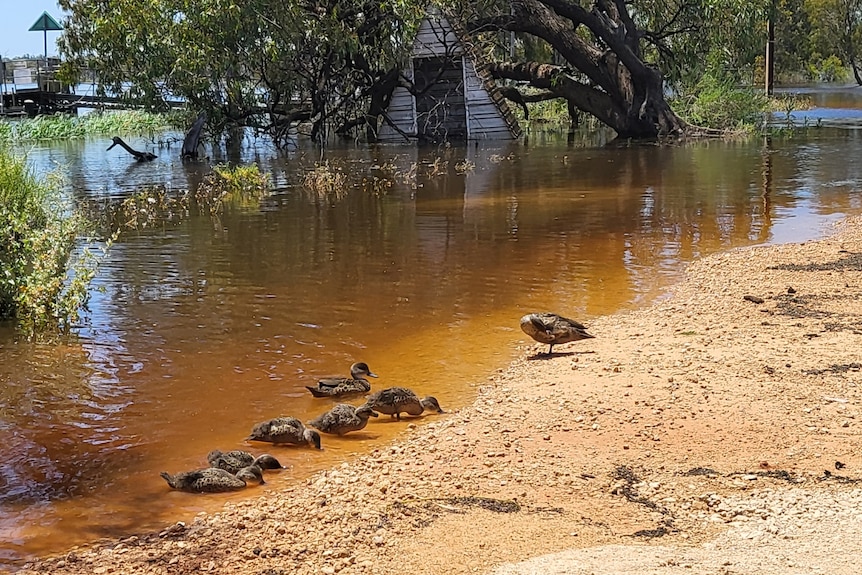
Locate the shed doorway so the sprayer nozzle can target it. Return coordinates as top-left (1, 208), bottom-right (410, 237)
top-left (413, 56), bottom-right (466, 142)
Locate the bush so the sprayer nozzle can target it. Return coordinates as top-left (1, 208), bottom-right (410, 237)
top-left (806, 55), bottom-right (848, 83)
top-left (196, 164), bottom-right (270, 213)
top-left (0, 146), bottom-right (105, 336)
top-left (673, 73), bottom-right (769, 130)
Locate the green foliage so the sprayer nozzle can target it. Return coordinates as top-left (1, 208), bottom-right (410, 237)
top-left (0, 111), bottom-right (172, 142)
top-left (673, 73), bottom-right (769, 130)
top-left (804, 0), bottom-right (862, 82)
top-left (635, 0), bottom-right (770, 88)
top-left (776, 0), bottom-right (814, 75)
top-left (58, 0), bottom-right (425, 143)
top-left (0, 146), bottom-right (106, 336)
top-left (806, 54), bottom-right (848, 82)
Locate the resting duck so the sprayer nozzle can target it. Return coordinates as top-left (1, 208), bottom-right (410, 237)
top-left (207, 449), bottom-right (284, 474)
top-left (247, 417), bottom-right (322, 449)
top-left (306, 362), bottom-right (378, 397)
top-left (363, 387), bottom-right (443, 420)
top-left (308, 403), bottom-right (379, 435)
top-left (160, 465), bottom-right (264, 493)
top-left (519, 312), bottom-right (594, 355)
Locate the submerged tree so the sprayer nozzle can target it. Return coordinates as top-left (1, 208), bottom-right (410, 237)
top-left (59, 0), bottom-right (771, 143)
top-left (460, 0), bottom-right (771, 137)
top-left (58, 0), bottom-right (422, 145)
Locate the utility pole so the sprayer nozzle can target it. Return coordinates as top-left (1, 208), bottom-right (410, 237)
top-left (765, 0), bottom-right (776, 95)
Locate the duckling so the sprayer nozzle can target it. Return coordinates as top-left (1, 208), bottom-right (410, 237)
top-left (308, 403), bottom-right (379, 435)
top-left (247, 417), bottom-right (322, 449)
top-left (160, 465), bottom-right (264, 493)
top-left (206, 449), bottom-right (284, 474)
top-left (306, 362), bottom-right (378, 397)
top-left (519, 312), bottom-right (594, 355)
top-left (362, 387), bottom-right (443, 420)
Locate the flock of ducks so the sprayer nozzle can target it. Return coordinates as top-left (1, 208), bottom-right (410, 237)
top-left (160, 312), bottom-right (592, 493)
top-left (161, 363), bottom-right (444, 493)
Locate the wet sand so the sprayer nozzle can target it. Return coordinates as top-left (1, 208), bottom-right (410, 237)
top-left (17, 216), bottom-right (862, 575)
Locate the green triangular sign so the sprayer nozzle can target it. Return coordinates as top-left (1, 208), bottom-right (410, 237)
top-left (29, 12), bottom-right (63, 32)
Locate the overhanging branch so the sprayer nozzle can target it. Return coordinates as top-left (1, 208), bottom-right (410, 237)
top-left (487, 61), bottom-right (623, 128)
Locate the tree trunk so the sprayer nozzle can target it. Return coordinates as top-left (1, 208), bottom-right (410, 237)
top-left (851, 58), bottom-right (862, 86)
top-left (480, 0), bottom-right (689, 138)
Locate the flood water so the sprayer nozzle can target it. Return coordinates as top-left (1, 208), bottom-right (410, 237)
top-left (2, 120), bottom-right (862, 566)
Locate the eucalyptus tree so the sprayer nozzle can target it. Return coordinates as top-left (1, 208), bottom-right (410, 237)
top-left (58, 0), bottom-right (422, 145)
top-left (59, 0), bottom-right (771, 143)
top-left (806, 0), bottom-right (862, 83)
top-left (775, 0), bottom-right (814, 75)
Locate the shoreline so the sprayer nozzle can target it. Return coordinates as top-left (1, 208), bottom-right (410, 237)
top-left (18, 215), bottom-right (862, 574)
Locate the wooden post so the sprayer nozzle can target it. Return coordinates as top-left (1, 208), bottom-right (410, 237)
top-left (765, 0), bottom-right (775, 95)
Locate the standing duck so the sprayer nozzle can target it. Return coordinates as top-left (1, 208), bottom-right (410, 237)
top-left (160, 465), bottom-right (264, 493)
top-left (308, 403), bottom-right (379, 435)
top-left (106, 136), bottom-right (157, 162)
top-left (519, 312), bottom-right (594, 355)
top-left (247, 417), bottom-right (322, 449)
top-left (207, 449), bottom-right (284, 474)
top-left (362, 387), bottom-right (443, 420)
top-left (305, 362), bottom-right (378, 398)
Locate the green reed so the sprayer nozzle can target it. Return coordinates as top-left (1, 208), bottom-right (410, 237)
top-left (0, 110), bottom-right (173, 142)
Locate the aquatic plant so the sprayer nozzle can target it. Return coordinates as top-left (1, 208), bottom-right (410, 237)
top-left (359, 175), bottom-right (393, 197)
top-left (80, 165), bottom-right (270, 233)
top-left (0, 146), bottom-right (107, 336)
top-left (78, 185), bottom-right (188, 233)
top-left (455, 160), bottom-right (475, 174)
top-left (427, 157), bottom-right (448, 178)
top-left (196, 164), bottom-right (270, 214)
top-left (302, 162), bottom-right (348, 200)
top-left (0, 110), bottom-right (173, 142)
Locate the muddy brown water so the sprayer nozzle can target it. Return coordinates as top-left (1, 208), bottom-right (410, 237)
top-left (2, 128), bottom-right (862, 566)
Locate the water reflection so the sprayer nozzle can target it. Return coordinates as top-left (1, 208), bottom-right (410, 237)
top-left (2, 129), bottom-right (862, 564)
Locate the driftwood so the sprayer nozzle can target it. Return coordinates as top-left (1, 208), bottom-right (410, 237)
top-left (181, 112), bottom-right (206, 160)
top-left (106, 137), bottom-right (157, 162)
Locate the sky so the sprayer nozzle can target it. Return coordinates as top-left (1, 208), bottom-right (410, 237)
top-left (1, 1), bottom-right (66, 59)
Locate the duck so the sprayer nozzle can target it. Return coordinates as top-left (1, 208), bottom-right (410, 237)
top-left (519, 312), bottom-right (594, 355)
top-left (206, 449), bottom-right (284, 474)
top-left (106, 136), bottom-right (157, 162)
top-left (305, 362), bottom-right (378, 397)
top-left (160, 465), bottom-right (264, 493)
top-left (247, 416), bottom-right (322, 449)
top-left (362, 387), bottom-right (443, 420)
top-left (308, 403), bottom-right (379, 435)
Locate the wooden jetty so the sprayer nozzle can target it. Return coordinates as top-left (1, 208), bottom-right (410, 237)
top-left (1, 59), bottom-right (183, 117)
top-left (1, 88), bottom-right (184, 117)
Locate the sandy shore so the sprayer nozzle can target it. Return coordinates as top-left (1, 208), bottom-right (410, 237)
top-left (17, 216), bottom-right (862, 575)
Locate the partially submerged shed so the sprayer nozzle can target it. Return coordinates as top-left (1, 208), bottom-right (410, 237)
top-left (379, 10), bottom-right (521, 143)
